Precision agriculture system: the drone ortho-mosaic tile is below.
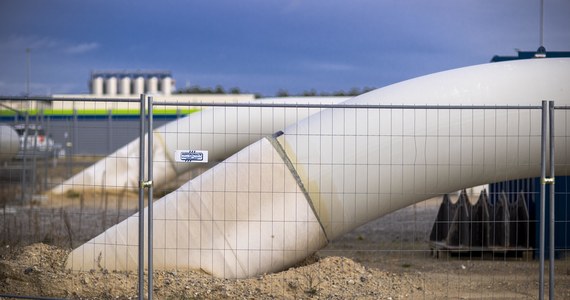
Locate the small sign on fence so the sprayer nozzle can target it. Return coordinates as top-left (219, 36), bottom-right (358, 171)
top-left (175, 150), bottom-right (208, 163)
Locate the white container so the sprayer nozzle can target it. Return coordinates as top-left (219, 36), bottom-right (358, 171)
top-left (133, 76), bottom-right (145, 95)
top-left (91, 76), bottom-right (103, 96)
top-left (105, 76), bottom-right (117, 96)
top-left (119, 76), bottom-right (131, 96)
top-left (161, 76), bottom-right (172, 95)
top-left (0, 125), bottom-right (19, 161)
top-left (146, 76), bottom-right (158, 94)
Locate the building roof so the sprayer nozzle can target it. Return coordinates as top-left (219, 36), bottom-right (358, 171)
top-left (491, 49), bottom-right (570, 62)
top-left (90, 70), bottom-right (172, 79)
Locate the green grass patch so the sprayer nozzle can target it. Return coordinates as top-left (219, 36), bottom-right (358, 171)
top-left (0, 108), bottom-right (200, 117)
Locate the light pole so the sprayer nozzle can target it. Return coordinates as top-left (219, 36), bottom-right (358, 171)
top-left (534, 2), bottom-right (547, 57)
top-left (26, 48), bottom-right (31, 97)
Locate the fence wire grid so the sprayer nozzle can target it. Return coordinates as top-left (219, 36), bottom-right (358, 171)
top-left (0, 96), bottom-right (569, 299)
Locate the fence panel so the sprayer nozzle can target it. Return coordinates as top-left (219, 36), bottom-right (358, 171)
top-left (2, 98), bottom-right (569, 299)
top-left (1, 97), bottom-right (146, 299)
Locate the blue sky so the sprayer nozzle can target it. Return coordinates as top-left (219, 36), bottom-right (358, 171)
top-left (0, 0), bottom-right (569, 97)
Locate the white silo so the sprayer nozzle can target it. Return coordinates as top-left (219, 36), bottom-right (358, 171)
top-left (91, 76), bottom-right (103, 96)
top-left (133, 76), bottom-right (145, 95)
top-left (0, 125), bottom-right (20, 162)
top-left (146, 76), bottom-right (158, 94)
top-left (120, 76), bottom-right (131, 96)
top-left (161, 76), bottom-right (172, 95)
top-left (105, 76), bottom-right (117, 96)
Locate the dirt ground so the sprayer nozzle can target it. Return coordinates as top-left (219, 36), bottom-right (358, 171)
top-left (1, 196), bottom-right (569, 299)
top-left (1, 158), bottom-right (569, 299)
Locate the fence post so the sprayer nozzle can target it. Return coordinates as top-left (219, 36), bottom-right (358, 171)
top-left (41, 109), bottom-right (48, 192)
top-left (30, 113), bottom-right (38, 198)
top-left (539, 100), bottom-right (547, 300)
top-left (21, 112), bottom-right (30, 202)
top-left (73, 108), bottom-right (78, 156)
top-left (147, 95), bottom-right (154, 300)
top-left (138, 94), bottom-right (146, 300)
top-left (548, 101), bottom-right (555, 300)
top-left (107, 109), bottom-right (113, 155)
top-left (66, 108), bottom-right (77, 178)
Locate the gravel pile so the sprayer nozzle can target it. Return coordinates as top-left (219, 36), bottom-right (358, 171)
top-left (0, 243), bottom-right (422, 299)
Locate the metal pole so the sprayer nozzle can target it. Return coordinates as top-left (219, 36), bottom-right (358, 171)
top-left (107, 109), bottom-right (113, 155)
top-left (26, 48), bottom-right (31, 98)
top-left (540, 0), bottom-right (544, 47)
top-left (138, 94), bottom-right (146, 300)
top-left (147, 96), bottom-right (154, 300)
top-left (31, 114), bottom-right (38, 198)
top-left (65, 126), bottom-right (71, 178)
top-left (45, 113), bottom-right (51, 187)
top-left (64, 106), bottom-right (71, 178)
top-left (548, 101), bottom-right (555, 300)
top-left (539, 100), bottom-right (547, 300)
top-left (72, 109), bottom-right (77, 170)
top-left (153, 101), bottom-right (541, 110)
top-left (41, 109), bottom-right (48, 191)
top-left (21, 112), bottom-right (30, 202)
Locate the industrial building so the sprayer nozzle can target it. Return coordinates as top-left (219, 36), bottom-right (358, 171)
top-left (89, 70), bottom-right (174, 96)
top-left (3, 70), bottom-right (256, 112)
top-left (491, 49), bottom-right (570, 62)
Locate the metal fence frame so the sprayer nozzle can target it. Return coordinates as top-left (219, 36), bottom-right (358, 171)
top-left (0, 95), bottom-right (563, 299)
top-left (146, 96), bottom-right (557, 300)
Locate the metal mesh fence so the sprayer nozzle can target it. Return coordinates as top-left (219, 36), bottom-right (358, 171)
top-left (1, 97), bottom-right (568, 299)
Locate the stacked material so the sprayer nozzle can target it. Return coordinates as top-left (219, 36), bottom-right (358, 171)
top-left (429, 190), bottom-right (530, 251)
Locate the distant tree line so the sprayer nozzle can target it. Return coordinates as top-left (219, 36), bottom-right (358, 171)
top-left (275, 87), bottom-right (376, 97)
top-left (176, 85), bottom-right (243, 95)
top-left (176, 85), bottom-right (376, 98)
